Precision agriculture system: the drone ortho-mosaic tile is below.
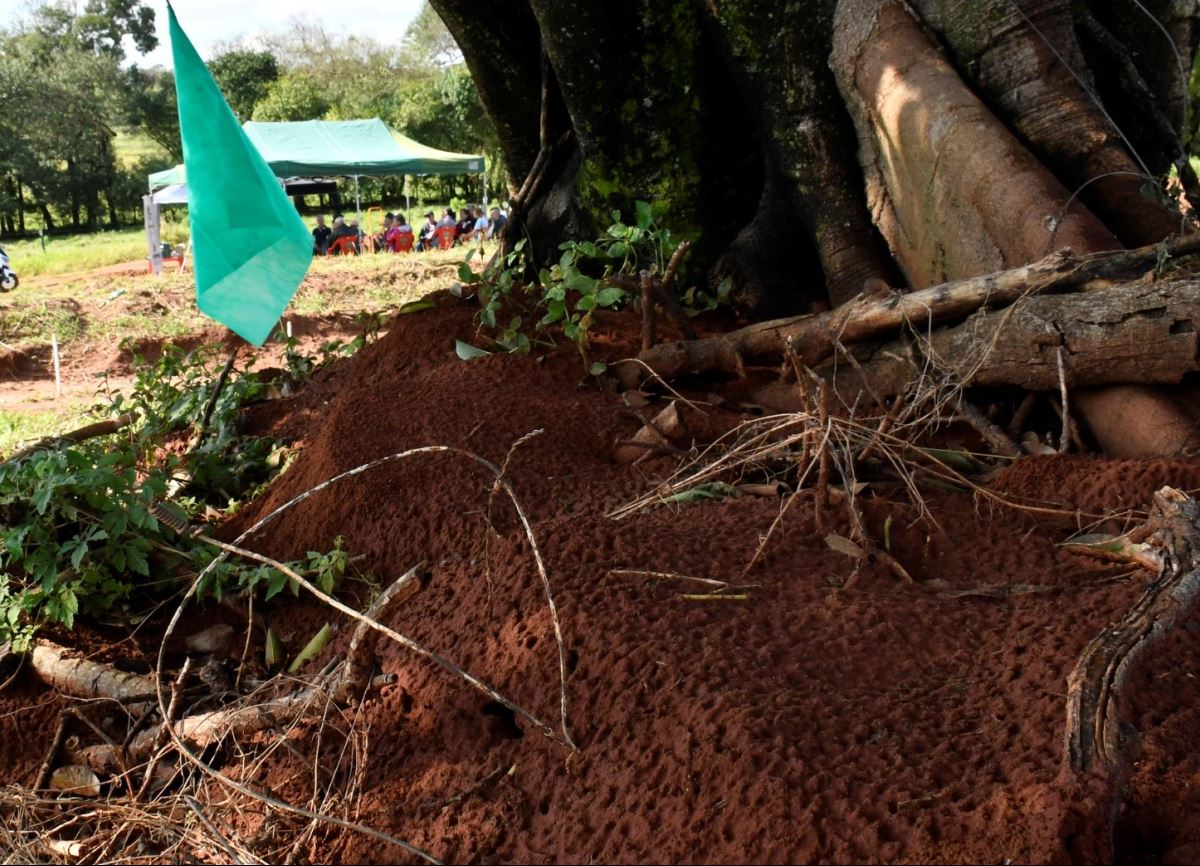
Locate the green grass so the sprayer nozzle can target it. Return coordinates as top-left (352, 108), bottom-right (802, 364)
top-left (4, 222), bottom-right (191, 278)
top-left (0, 301), bottom-right (84, 344)
top-left (0, 404), bottom-right (99, 456)
top-left (113, 128), bottom-right (173, 170)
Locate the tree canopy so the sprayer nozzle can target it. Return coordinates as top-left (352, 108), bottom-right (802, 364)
top-left (0, 1), bottom-right (498, 238)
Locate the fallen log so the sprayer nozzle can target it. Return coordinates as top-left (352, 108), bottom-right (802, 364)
top-left (819, 280), bottom-right (1200, 397)
top-left (1063, 486), bottom-right (1200, 777)
top-left (632, 233), bottom-right (1200, 381)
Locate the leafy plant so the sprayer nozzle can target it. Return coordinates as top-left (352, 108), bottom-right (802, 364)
top-left (0, 343), bottom-right (345, 649)
top-left (459, 201), bottom-right (700, 363)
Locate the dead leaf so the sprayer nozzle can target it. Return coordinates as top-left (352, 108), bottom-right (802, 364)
top-left (49, 765), bottom-right (100, 797)
top-left (824, 533), bottom-right (867, 559)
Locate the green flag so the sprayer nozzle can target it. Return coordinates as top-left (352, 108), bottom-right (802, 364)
top-left (169, 4), bottom-right (311, 345)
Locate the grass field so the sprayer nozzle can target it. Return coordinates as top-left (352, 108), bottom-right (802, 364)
top-left (0, 404), bottom-right (100, 454)
top-left (113, 128), bottom-right (173, 170)
top-left (3, 222), bottom-right (192, 278)
top-left (1, 201), bottom-right (474, 279)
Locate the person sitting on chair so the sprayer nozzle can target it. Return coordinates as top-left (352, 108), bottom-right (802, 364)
top-left (417, 211), bottom-right (438, 251)
top-left (438, 208), bottom-right (457, 229)
top-left (386, 214), bottom-right (414, 251)
top-left (328, 215), bottom-right (357, 254)
top-left (486, 207), bottom-right (508, 241)
top-left (369, 212), bottom-right (394, 253)
top-left (312, 214), bottom-right (332, 254)
top-left (455, 208), bottom-right (474, 243)
top-left (463, 205), bottom-right (489, 243)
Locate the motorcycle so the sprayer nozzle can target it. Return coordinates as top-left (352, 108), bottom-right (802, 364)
top-left (0, 246), bottom-right (16, 291)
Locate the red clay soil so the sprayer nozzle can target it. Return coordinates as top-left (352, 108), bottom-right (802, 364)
top-left (6, 294), bottom-right (1200, 863)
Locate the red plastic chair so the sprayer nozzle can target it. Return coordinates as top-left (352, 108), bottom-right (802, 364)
top-left (327, 235), bottom-right (359, 256)
top-left (435, 225), bottom-right (457, 250)
top-left (389, 231), bottom-right (415, 253)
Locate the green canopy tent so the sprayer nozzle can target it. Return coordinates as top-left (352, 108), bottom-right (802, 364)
top-left (149, 118), bottom-right (486, 215)
top-left (149, 164), bottom-right (186, 190)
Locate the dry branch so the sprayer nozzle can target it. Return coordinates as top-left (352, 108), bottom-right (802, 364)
top-left (339, 562), bottom-right (428, 701)
top-left (635, 234), bottom-right (1200, 381)
top-left (29, 641), bottom-right (159, 702)
top-left (1064, 487), bottom-right (1200, 776)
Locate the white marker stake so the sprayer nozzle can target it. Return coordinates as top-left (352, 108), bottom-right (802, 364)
top-left (286, 319), bottom-right (292, 339)
top-left (51, 332), bottom-right (62, 399)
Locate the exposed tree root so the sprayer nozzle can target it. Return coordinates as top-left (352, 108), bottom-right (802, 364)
top-left (1064, 486), bottom-right (1200, 776)
top-left (634, 234), bottom-right (1200, 382)
top-left (821, 279), bottom-right (1200, 398)
top-left (28, 641), bottom-right (159, 703)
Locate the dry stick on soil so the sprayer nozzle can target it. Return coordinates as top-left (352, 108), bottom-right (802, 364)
top-left (197, 533), bottom-right (564, 749)
top-left (483, 428), bottom-right (545, 624)
top-left (640, 270), bottom-right (657, 351)
top-left (33, 714), bottom-right (69, 791)
top-left (136, 444), bottom-right (577, 866)
top-left (1064, 487), bottom-right (1200, 776)
top-left (637, 232), bottom-right (1200, 380)
top-left (163, 444), bottom-right (575, 746)
top-left (134, 657), bottom-right (192, 801)
top-left (338, 562), bottom-right (428, 702)
top-left (957, 399), bottom-right (1021, 458)
top-left (608, 569), bottom-right (730, 588)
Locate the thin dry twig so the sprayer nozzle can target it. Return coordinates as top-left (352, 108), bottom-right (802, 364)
top-left (1057, 345), bottom-right (1071, 453)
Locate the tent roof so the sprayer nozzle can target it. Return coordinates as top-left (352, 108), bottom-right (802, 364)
top-left (150, 183), bottom-right (189, 205)
top-left (149, 164), bottom-right (186, 191)
top-left (241, 119), bottom-right (485, 178)
top-left (149, 119), bottom-right (485, 191)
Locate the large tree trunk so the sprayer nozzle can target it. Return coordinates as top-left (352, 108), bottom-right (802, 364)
top-left (431, 0), bottom-right (1200, 454)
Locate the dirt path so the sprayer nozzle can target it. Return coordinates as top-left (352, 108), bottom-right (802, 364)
top-left (24, 259), bottom-right (152, 289)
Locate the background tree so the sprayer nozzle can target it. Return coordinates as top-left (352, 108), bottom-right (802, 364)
top-left (208, 49), bottom-right (279, 121)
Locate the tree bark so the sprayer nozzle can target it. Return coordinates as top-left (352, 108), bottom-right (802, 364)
top-left (908, 0), bottom-right (1181, 247)
top-left (830, 0), bottom-right (1121, 290)
top-left (430, 0), bottom-right (1197, 455)
top-left (821, 280), bottom-right (1200, 396)
top-left (635, 234), bottom-right (1200, 380)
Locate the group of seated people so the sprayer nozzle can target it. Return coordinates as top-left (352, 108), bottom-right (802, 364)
top-left (311, 205), bottom-right (508, 256)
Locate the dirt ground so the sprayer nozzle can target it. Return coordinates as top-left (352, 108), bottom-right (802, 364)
top-left (3, 290), bottom-right (1200, 864)
top-left (0, 255), bottom-right (448, 414)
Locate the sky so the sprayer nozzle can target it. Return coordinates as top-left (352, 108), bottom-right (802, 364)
top-left (0, 0), bottom-right (427, 65)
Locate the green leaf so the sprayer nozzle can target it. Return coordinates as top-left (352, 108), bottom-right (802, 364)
top-left (564, 272), bottom-right (599, 293)
top-left (589, 361), bottom-right (608, 376)
top-left (596, 287), bottom-right (624, 307)
top-left (125, 545), bottom-right (150, 577)
top-left (455, 339), bottom-right (492, 361)
top-left (397, 299), bottom-right (436, 315)
top-left (287, 623), bottom-right (332, 673)
top-left (31, 485), bottom-right (54, 516)
top-left (608, 241), bottom-right (629, 259)
top-left (635, 200), bottom-right (653, 230)
top-left (576, 294), bottom-right (597, 312)
top-left (69, 540), bottom-right (88, 570)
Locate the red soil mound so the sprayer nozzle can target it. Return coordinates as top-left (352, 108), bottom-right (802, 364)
top-left (5, 295), bottom-right (1199, 863)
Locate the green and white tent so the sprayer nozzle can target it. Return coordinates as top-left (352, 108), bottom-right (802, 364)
top-left (148, 119), bottom-right (484, 190)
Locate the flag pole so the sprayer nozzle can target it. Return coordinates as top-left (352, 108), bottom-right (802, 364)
top-left (354, 175), bottom-right (362, 225)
